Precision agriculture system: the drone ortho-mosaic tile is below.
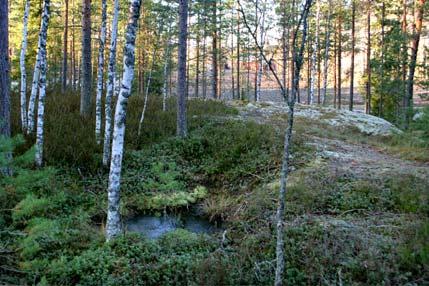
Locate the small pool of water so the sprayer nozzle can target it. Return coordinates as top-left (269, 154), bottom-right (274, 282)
top-left (126, 214), bottom-right (220, 239)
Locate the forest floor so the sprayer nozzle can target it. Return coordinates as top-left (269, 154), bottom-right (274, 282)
top-left (2, 95), bottom-right (428, 285)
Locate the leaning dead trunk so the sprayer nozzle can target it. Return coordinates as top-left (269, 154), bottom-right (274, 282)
top-left (106, 0), bottom-right (142, 241)
top-left (20, 0), bottom-right (30, 132)
top-left (35, 0), bottom-right (51, 167)
top-left (102, 0), bottom-right (119, 167)
top-left (95, 0), bottom-right (107, 144)
top-left (138, 47), bottom-right (157, 135)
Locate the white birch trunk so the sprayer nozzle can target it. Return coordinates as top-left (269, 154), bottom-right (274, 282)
top-left (35, 0), bottom-right (51, 167)
top-left (106, 0), bottom-right (142, 241)
top-left (27, 38), bottom-right (42, 134)
top-left (95, 0), bottom-right (107, 144)
top-left (20, 0), bottom-right (30, 132)
top-left (309, 0), bottom-right (320, 105)
top-left (102, 0), bottom-right (119, 167)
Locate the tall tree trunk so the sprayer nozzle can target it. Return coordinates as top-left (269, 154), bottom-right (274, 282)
top-left (202, 20), bottom-right (207, 99)
top-left (163, 27), bottom-right (172, 111)
top-left (275, 2), bottom-right (312, 284)
top-left (72, 0), bottom-right (76, 90)
top-left (310, 0), bottom-right (320, 105)
top-left (102, 0), bottom-right (119, 167)
top-left (321, 0), bottom-right (332, 105)
top-left (80, 0), bottom-right (92, 117)
top-left (401, 0), bottom-right (408, 118)
top-left (0, 0), bottom-right (10, 138)
top-left (196, 12), bottom-right (201, 98)
top-left (337, 14), bottom-right (342, 109)
top-left (349, 0), bottom-right (355, 111)
top-left (61, 0), bottom-right (69, 93)
top-left (20, 0), bottom-right (30, 132)
top-left (177, 0), bottom-right (188, 137)
top-left (236, 8), bottom-right (241, 99)
top-left (35, 0), bottom-right (51, 167)
top-left (95, 0), bottom-right (107, 144)
top-left (27, 38), bottom-right (43, 133)
top-left (405, 0), bottom-right (425, 128)
top-left (365, 0), bottom-right (371, 114)
top-left (379, 2), bottom-right (385, 116)
top-left (333, 22), bottom-right (337, 108)
top-left (106, 0), bottom-right (142, 241)
top-left (256, 0), bottom-right (266, 102)
top-left (231, 17), bottom-right (235, 100)
top-left (211, 0), bottom-right (218, 99)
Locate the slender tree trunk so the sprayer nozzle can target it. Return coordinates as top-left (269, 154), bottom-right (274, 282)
top-left (72, 0), bottom-right (76, 90)
top-left (256, 0), bottom-right (266, 102)
top-left (196, 12), bottom-right (201, 98)
top-left (231, 17), bottom-right (235, 100)
top-left (106, 0), bottom-right (142, 241)
top-left (138, 47), bottom-right (156, 134)
top-left (61, 0), bottom-right (69, 93)
top-left (0, 0), bottom-right (10, 138)
top-left (322, 0), bottom-right (332, 105)
top-left (237, 8), bottom-right (241, 99)
top-left (333, 23), bottom-right (337, 108)
top-left (95, 0), bottom-right (107, 144)
top-left (211, 0), bottom-right (218, 99)
top-left (177, 0), bottom-right (188, 137)
top-left (35, 0), bottom-right (51, 167)
top-left (80, 0), bottom-right (92, 117)
top-left (379, 2), bottom-right (385, 116)
top-left (310, 0), bottom-right (319, 105)
top-left (202, 19), bottom-right (207, 99)
top-left (275, 3), bottom-right (312, 285)
top-left (102, 0), bottom-right (119, 167)
top-left (349, 0), bottom-right (355, 111)
top-left (365, 0), bottom-right (371, 114)
top-left (27, 40), bottom-right (42, 134)
top-left (401, 0), bottom-right (408, 117)
top-left (163, 27), bottom-right (172, 111)
top-left (405, 0), bottom-right (425, 128)
top-left (337, 14), bottom-right (342, 109)
top-left (20, 0), bottom-right (30, 132)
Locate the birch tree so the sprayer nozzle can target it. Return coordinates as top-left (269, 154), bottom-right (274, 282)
top-left (238, 1), bottom-right (313, 283)
top-left (35, 0), bottom-right (51, 167)
top-left (20, 0), bottom-right (30, 132)
top-left (106, 0), bottom-right (142, 241)
top-left (95, 0), bottom-right (107, 144)
top-left (177, 0), bottom-right (188, 138)
top-left (274, 2), bottom-right (312, 284)
top-left (102, 0), bottom-right (120, 167)
top-left (162, 24), bottom-right (173, 112)
top-left (27, 38), bottom-right (43, 134)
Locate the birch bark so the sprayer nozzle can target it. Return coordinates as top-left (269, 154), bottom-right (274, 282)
top-left (106, 0), bottom-right (142, 241)
top-left (20, 0), bottom-right (30, 132)
top-left (35, 0), bottom-right (51, 167)
top-left (95, 0), bottom-right (107, 144)
top-left (102, 0), bottom-right (119, 167)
